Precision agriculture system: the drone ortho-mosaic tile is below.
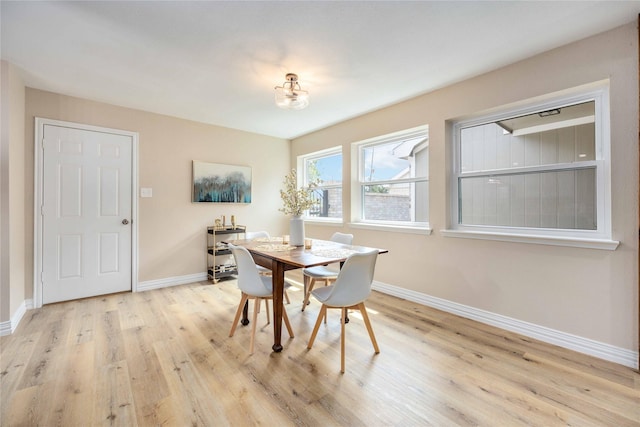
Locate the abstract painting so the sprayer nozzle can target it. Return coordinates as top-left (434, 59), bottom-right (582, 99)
top-left (192, 161), bottom-right (252, 203)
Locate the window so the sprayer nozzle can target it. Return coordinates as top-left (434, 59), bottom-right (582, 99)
top-left (299, 147), bottom-right (343, 220)
top-left (447, 85), bottom-right (617, 249)
top-left (352, 126), bottom-right (429, 229)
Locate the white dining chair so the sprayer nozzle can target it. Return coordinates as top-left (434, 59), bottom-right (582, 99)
top-left (306, 249), bottom-right (380, 373)
top-left (244, 231), bottom-right (291, 304)
top-left (228, 244), bottom-right (294, 354)
top-left (301, 232), bottom-right (353, 311)
top-left (244, 231), bottom-right (271, 275)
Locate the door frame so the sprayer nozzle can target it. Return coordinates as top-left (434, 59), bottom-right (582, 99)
top-left (33, 118), bottom-right (139, 308)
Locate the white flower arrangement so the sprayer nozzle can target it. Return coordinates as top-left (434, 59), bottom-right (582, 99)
top-left (279, 169), bottom-right (318, 216)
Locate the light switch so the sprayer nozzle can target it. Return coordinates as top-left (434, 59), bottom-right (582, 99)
top-left (140, 187), bottom-right (153, 198)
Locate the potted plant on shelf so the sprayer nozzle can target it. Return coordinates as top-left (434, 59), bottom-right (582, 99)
top-left (279, 169), bottom-right (318, 246)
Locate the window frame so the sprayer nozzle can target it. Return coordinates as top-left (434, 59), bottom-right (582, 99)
top-left (445, 84), bottom-right (618, 250)
top-left (350, 125), bottom-right (431, 234)
top-left (298, 146), bottom-right (343, 224)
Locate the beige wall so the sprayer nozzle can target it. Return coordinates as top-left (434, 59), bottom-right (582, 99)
top-left (293, 22), bottom-right (639, 352)
top-left (0, 61), bottom-right (26, 325)
top-left (9, 65), bottom-right (26, 321)
top-left (23, 89), bottom-right (290, 294)
top-left (0, 61), bottom-right (11, 323)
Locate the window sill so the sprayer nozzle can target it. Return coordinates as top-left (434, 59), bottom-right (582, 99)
top-left (304, 218), bottom-right (344, 227)
top-left (349, 222), bottom-right (433, 235)
top-left (440, 229), bottom-right (619, 250)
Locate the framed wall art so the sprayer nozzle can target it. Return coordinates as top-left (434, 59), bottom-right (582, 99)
top-left (192, 161), bottom-right (252, 203)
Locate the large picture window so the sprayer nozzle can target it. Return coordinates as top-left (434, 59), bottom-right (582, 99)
top-left (448, 86), bottom-right (617, 249)
top-left (352, 126), bottom-right (429, 229)
top-left (299, 147), bottom-right (343, 220)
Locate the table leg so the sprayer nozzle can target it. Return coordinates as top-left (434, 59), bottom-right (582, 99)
top-left (271, 261), bottom-right (285, 352)
top-left (241, 300), bottom-right (249, 326)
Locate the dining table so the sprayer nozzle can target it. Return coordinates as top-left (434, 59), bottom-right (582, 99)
top-left (227, 237), bottom-right (388, 352)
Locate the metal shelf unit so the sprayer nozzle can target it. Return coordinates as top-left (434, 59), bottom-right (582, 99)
top-left (207, 225), bottom-right (246, 283)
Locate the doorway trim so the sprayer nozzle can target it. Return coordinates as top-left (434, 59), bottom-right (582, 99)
top-left (33, 118), bottom-right (139, 308)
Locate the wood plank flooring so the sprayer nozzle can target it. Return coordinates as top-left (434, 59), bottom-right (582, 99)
top-left (1, 277), bottom-right (639, 426)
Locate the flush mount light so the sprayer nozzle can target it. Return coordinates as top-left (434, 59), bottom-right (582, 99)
top-left (274, 73), bottom-right (309, 110)
top-left (538, 108), bottom-right (561, 117)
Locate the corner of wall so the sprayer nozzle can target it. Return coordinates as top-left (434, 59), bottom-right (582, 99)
top-left (0, 60), bottom-right (28, 330)
top-left (0, 60), bottom-right (13, 325)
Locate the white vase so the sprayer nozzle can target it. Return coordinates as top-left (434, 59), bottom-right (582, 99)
top-left (289, 215), bottom-right (305, 246)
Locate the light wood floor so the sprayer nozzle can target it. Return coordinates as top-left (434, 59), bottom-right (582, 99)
top-left (2, 277), bottom-right (639, 426)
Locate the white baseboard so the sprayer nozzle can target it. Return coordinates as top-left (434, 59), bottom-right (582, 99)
top-left (0, 320), bottom-right (10, 336)
top-left (137, 272), bottom-right (208, 292)
top-left (372, 281), bottom-right (639, 370)
top-left (0, 299), bottom-right (33, 336)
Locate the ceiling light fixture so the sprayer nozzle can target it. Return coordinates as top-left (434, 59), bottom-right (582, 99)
top-left (274, 73), bottom-right (309, 110)
top-left (538, 108), bottom-right (561, 117)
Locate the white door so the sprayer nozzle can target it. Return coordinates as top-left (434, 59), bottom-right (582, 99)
top-left (41, 124), bottom-right (133, 304)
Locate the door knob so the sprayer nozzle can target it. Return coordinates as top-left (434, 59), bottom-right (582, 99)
top-left (122, 219), bottom-right (129, 225)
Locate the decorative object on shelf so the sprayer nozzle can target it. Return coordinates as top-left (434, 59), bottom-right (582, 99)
top-left (231, 215), bottom-right (236, 228)
top-left (279, 169), bottom-right (318, 246)
top-left (274, 73), bottom-right (309, 110)
top-left (192, 161), bottom-right (252, 203)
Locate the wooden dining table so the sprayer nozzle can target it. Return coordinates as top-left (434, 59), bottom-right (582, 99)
top-left (227, 238), bottom-right (388, 352)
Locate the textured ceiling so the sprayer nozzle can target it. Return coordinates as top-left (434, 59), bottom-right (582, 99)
top-left (2, 1), bottom-right (639, 139)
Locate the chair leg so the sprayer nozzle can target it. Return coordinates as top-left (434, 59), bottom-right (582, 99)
top-left (358, 303), bottom-right (380, 354)
top-left (302, 274), bottom-right (310, 310)
top-left (340, 307), bottom-right (347, 373)
top-left (229, 293), bottom-right (249, 337)
top-left (282, 304), bottom-right (295, 338)
top-left (265, 298), bottom-right (270, 325)
top-left (302, 278), bottom-right (317, 311)
top-left (249, 298), bottom-right (260, 354)
top-left (284, 290), bottom-right (291, 305)
top-left (307, 304), bottom-right (326, 349)
top-left (323, 301), bottom-right (328, 324)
